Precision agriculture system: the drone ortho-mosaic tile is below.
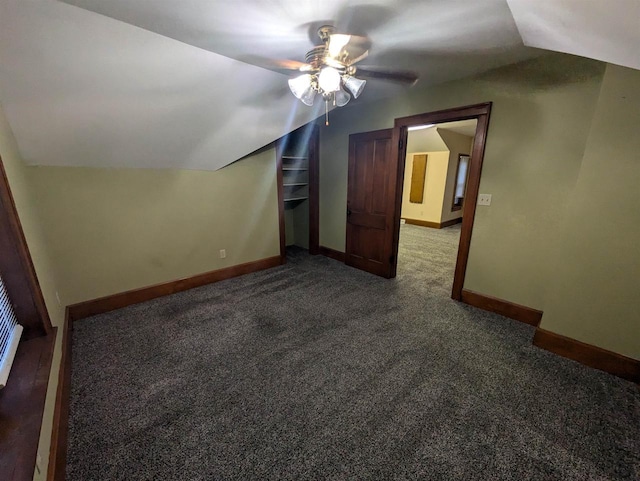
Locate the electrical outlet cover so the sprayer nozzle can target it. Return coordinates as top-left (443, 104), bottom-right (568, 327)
top-left (478, 194), bottom-right (492, 206)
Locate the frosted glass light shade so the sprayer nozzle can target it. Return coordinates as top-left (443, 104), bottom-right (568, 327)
top-left (299, 88), bottom-right (316, 106)
top-left (288, 74), bottom-right (312, 98)
top-left (318, 67), bottom-right (341, 93)
top-left (335, 88), bottom-right (351, 107)
top-left (288, 74), bottom-right (316, 106)
top-left (343, 75), bottom-right (366, 98)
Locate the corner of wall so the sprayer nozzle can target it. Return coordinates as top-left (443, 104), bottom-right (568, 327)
top-left (1, 101), bottom-right (66, 481)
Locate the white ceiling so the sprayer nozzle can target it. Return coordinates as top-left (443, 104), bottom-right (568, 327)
top-left (407, 120), bottom-right (477, 151)
top-left (0, 0), bottom-right (637, 171)
top-left (0, 0), bottom-right (324, 171)
top-left (507, 0), bottom-right (640, 71)
top-left (60, 0), bottom-right (535, 87)
top-left (436, 120), bottom-right (478, 138)
top-left (407, 127), bottom-right (448, 153)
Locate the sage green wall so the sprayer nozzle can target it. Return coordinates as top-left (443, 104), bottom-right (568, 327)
top-left (539, 64), bottom-right (640, 359)
top-left (3, 99), bottom-right (281, 478)
top-left (283, 202), bottom-right (309, 249)
top-left (292, 201), bottom-right (310, 249)
top-left (27, 148), bottom-right (280, 306)
top-left (0, 103), bottom-right (64, 481)
top-left (0, 105), bottom-right (63, 327)
top-left (437, 128), bottom-right (473, 223)
top-left (319, 53), bottom-right (605, 313)
top-left (285, 208), bottom-right (295, 246)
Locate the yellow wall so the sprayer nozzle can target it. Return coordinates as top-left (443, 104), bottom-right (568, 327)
top-left (27, 149), bottom-right (280, 306)
top-left (539, 64), bottom-right (640, 359)
top-left (0, 103), bottom-right (64, 480)
top-left (401, 151), bottom-right (450, 223)
top-left (437, 128), bottom-right (473, 222)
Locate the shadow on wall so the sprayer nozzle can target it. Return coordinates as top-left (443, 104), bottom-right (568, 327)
top-left (475, 52), bottom-right (606, 93)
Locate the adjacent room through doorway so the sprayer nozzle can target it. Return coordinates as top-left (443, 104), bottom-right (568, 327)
top-left (398, 119), bottom-right (477, 291)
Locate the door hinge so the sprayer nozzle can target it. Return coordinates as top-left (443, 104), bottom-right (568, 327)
top-left (389, 254), bottom-right (395, 263)
top-left (398, 138), bottom-right (404, 150)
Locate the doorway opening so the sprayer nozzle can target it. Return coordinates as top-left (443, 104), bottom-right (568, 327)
top-left (344, 103), bottom-right (491, 301)
top-left (392, 103), bottom-right (492, 300)
top-left (398, 119), bottom-right (478, 295)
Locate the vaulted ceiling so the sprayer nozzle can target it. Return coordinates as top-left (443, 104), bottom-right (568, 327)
top-left (0, 1), bottom-right (637, 171)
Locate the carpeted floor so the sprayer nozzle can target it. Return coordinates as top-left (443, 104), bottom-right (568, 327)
top-left (67, 224), bottom-right (640, 480)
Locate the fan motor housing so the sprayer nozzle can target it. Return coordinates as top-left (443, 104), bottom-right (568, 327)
top-left (305, 46), bottom-right (329, 70)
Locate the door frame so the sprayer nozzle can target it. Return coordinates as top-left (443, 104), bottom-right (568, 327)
top-left (389, 102), bottom-right (492, 300)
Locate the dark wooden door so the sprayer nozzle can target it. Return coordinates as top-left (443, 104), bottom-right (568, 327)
top-left (345, 128), bottom-right (397, 278)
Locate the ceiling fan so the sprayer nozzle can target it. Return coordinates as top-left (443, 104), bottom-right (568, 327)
top-left (272, 25), bottom-right (418, 123)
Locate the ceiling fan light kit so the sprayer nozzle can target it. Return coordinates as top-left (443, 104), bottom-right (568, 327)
top-left (289, 25), bottom-right (367, 125)
top-left (284, 25), bottom-right (418, 125)
top-left (334, 87), bottom-right (351, 107)
top-left (287, 74), bottom-right (316, 106)
top-left (342, 75), bottom-right (366, 99)
top-left (285, 26), bottom-right (365, 124)
top-left (317, 66), bottom-right (342, 93)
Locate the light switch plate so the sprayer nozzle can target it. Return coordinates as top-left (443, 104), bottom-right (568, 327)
top-left (478, 194), bottom-right (492, 206)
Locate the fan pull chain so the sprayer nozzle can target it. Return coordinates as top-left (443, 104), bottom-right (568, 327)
top-left (325, 99), bottom-right (329, 126)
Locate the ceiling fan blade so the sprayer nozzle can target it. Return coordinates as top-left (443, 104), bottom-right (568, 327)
top-left (270, 59), bottom-right (313, 72)
top-left (240, 55), bottom-right (312, 73)
top-left (328, 34), bottom-right (371, 65)
top-left (355, 66), bottom-right (419, 84)
top-left (347, 49), bottom-right (369, 66)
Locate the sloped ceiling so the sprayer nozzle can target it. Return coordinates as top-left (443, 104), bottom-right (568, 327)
top-left (0, 0), bottom-right (324, 171)
top-left (507, 0), bottom-right (640, 71)
top-left (435, 120), bottom-right (477, 138)
top-left (59, 0), bottom-right (534, 88)
top-left (407, 127), bottom-right (448, 153)
top-left (0, 0), bottom-right (637, 171)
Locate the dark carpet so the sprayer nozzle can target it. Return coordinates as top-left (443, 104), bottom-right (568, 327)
top-left (67, 224), bottom-right (640, 480)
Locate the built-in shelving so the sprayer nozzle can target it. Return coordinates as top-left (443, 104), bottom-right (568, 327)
top-left (276, 124), bottom-right (319, 254)
top-left (281, 154), bottom-right (309, 207)
top-left (283, 197), bottom-right (306, 205)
